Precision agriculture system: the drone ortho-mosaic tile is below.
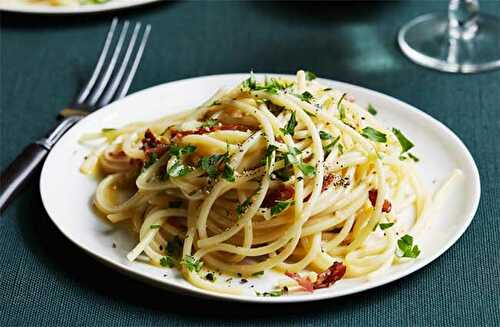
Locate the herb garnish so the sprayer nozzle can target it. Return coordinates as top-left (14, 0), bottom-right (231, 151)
top-left (270, 200), bottom-right (293, 216)
top-left (169, 144), bottom-right (197, 157)
top-left (199, 150), bottom-right (234, 182)
top-left (408, 153), bottom-right (419, 162)
top-left (361, 127), bottom-right (387, 143)
top-left (397, 234), bottom-right (420, 258)
top-left (319, 130), bottom-right (333, 140)
top-left (280, 112), bottom-right (297, 136)
top-left (305, 71), bottom-right (317, 81)
top-left (379, 222), bottom-right (394, 230)
top-left (392, 128), bottom-right (414, 153)
top-left (252, 271), bottom-right (264, 277)
top-left (255, 290), bottom-right (284, 297)
top-left (201, 118), bottom-right (219, 128)
top-left (284, 147), bottom-right (315, 177)
top-left (181, 255), bottom-right (204, 272)
top-left (241, 72), bottom-right (292, 94)
top-left (236, 188), bottom-right (260, 218)
top-left (263, 144), bottom-right (278, 168)
top-left (101, 128), bottom-right (116, 132)
top-left (150, 224), bottom-right (161, 229)
top-left (367, 104), bottom-right (377, 115)
top-left (273, 168), bottom-right (292, 182)
top-left (160, 255), bottom-right (176, 268)
top-left (296, 91), bottom-right (314, 103)
top-left (324, 135), bottom-right (341, 153)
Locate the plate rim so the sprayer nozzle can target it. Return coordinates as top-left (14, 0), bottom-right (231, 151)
top-left (0, 0), bottom-right (162, 14)
top-left (39, 73), bottom-right (481, 303)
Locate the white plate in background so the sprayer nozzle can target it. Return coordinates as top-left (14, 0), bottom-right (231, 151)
top-left (39, 74), bottom-right (481, 303)
top-left (0, 0), bottom-right (162, 14)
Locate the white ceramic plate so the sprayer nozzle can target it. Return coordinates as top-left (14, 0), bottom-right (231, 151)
top-left (0, 0), bottom-right (162, 14)
top-left (40, 74), bottom-right (481, 303)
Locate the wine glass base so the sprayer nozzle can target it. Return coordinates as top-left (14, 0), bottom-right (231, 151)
top-left (398, 13), bottom-right (500, 73)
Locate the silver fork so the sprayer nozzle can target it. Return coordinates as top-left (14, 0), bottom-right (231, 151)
top-left (0, 18), bottom-right (151, 214)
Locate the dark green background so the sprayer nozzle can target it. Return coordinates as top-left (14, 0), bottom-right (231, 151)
top-left (1, 1), bottom-right (499, 326)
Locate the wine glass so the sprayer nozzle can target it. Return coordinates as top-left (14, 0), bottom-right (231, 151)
top-left (398, 0), bottom-right (500, 73)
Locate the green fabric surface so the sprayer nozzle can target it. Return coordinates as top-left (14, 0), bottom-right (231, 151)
top-left (1, 1), bottom-right (499, 326)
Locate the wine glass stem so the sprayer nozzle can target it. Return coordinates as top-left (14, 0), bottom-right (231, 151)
top-left (448, 0), bottom-right (480, 39)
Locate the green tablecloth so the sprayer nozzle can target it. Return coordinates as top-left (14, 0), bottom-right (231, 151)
top-left (1, 1), bottom-right (499, 325)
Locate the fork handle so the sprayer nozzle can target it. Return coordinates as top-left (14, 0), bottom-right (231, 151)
top-left (0, 143), bottom-right (49, 213)
top-left (0, 116), bottom-right (81, 214)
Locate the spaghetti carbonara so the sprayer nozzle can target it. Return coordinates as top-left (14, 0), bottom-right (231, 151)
top-left (81, 71), bottom-right (437, 296)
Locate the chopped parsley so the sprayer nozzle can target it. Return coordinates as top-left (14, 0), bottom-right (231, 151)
top-left (201, 118), bottom-right (219, 128)
top-left (284, 147), bottom-right (315, 177)
top-left (199, 151), bottom-right (234, 182)
top-left (296, 91), bottom-right (314, 103)
top-left (305, 71), bottom-right (317, 81)
top-left (160, 255), bottom-right (176, 268)
top-left (408, 153), bottom-right (420, 162)
top-left (338, 143), bottom-right (344, 155)
top-left (149, 224), bottom-right (161, 229)
top-left (167, 159), bottom-right (191, 177)
top-left (337, 93), bottom-right (347, 110)
top-left (367, 104), bottom-right (377, 115)
top-left (324, 135), bottom-right (341, 153)
top-left (361, 127), bottom-right (387, 143)
top-left (169, 144), bottom-right (197, 157)
top-left (280, 112), bottom-right (297, 136)
top-left (392, 128), bottom-right (414, 153)
top-left (241, 72), bottom-right (257, 92)
top-left (181, 255), bottom-right (204, 272)
top-left (252, 271), bottom-right (264, 277)
top-left (236, 188), bottom-right (259, 218)
top-left (273, 168), bottom-right (292, 182)
top-left (319, 130), bottom-right (333, 140)
top-left (241, 72), bottom-right (292, 94)
top-left (397, 234), bottom-right (420, 258)
top-left (270, 200), bottom-right (293, 216)
top-left (101, 128), bottom-right (116, 132)
top-left (263, 144), bottom-right (278, 168)
top-left (379, 222), bottom-right (394, 230)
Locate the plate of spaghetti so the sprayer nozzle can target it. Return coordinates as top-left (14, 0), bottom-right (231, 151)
top-left (40, 71), bottom-right (480, 302)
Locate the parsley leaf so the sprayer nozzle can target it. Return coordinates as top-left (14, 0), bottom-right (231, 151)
top-left (361, 127), bottom-right (387, 143)
top-left (280, 112), bottom-right (297, 136)
top-left (324, 135), bottom-right (341, 153)
top-left (284, 147), bottom-right (315, 177)
top-left (392, 128), bottom-right (414, 153)
top-left (319, 131), bottom-right (333, 140)
top-left (305, 71), bottom-right (317, 81)
top-left (241, 72), bottom-right (256, 92)
top-left (236, 188), bottom-right (260, 218)
top-left (160, 255), bottom-right (176, 268)
top-left (263, 144), bottom-right (278, 168)
top-left (408, 153), bottom-right (420, 162)
top-left (169, 144), bottom-right (197, 157)
top-left (298, 163), bottom-right (315, 176)
top-left (397, 234), bottom-right (420, 258)
top-left (368, 104), bottom-right (377, 115)
top-left (150, 224), bottom-right (161, 229)
top-left (101, 128), bottom-right (116, 132)
top-left (181, 255), bottom-right (204, 272)
top-left (273, 168), bottom-right (292, 182)
top-left (167, 160), bottom-right (190, 177)
top-left (379, 222), bottom-right (394, 230)
top-left (270, 200), bottom-right (293, 216)
top-left (252, 271), bottom-right (264, 277)
top-left (255, 289), bottom-right (284, 297)
top-left (201, 118), bottom-right (218, 128)
top-left (222, 163), bottom-right (235, 182)
top-left (296, 91), bottom-right (314, 103)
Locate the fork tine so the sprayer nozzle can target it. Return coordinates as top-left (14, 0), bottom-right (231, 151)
top-left (96, 22), bottom-right (141, 109)
top-left (87, 21), bottom-right (130, 108)
top-left (114, 24), bottom-right (152, 101)
top-left (75, 18), bottom-right (118, 105)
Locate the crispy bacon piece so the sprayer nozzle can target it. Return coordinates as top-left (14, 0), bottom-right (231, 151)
top-left (322, 174), bottom-right (336, 192)
top-left (262, 184), bottom-right (295, 208)
top-left (285, 272), bottom-right (314, 293)
top-left (141, 129), bottom-right (168, 159)
top-left (173, 123), bottom-right (254, 138)
top-left (313, 262), bottom-right (347, 289)
top-left (368, 189), bottom-right (392, 213)
top-left (285, 262), bottom-right (346, 292)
